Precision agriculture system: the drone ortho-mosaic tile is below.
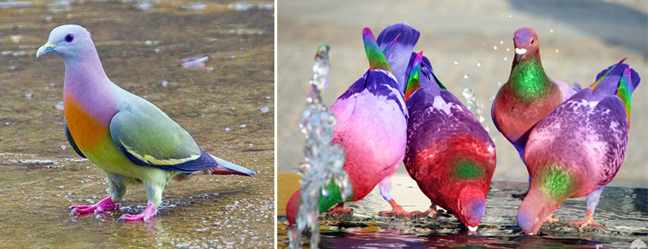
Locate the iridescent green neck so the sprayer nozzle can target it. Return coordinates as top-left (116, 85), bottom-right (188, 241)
top-left (509, 58), bottom-right (551, 99)
top-left (318, 180), bottom-right (354, 213)
top-left (537, 165), bottom-right (575, 202)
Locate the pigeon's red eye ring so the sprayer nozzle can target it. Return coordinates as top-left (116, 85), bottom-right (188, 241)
top-left (65, 34), bottom-right (74, 43)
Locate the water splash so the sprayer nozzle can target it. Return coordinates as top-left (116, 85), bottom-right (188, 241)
top-left (462, 88), bottom-right (489, 132)
top-left (289, 45), bottom-right (352, 249)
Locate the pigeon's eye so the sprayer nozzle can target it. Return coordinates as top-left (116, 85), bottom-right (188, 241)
top-left (530, 38), bottom-right (535, 44)
top-left (65, 34), bottom-right (74, 43)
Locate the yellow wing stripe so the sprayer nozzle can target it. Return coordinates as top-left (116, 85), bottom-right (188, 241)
top-left (121, 142), bottom-right (200, 166)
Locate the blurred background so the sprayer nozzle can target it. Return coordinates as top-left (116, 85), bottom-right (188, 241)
top-left (277, 0), bottom-right (648, 214)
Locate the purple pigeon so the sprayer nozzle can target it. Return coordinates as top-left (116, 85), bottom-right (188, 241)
top-left (286, 23), bottom-right (420, 224)
top-left (517, 59), bottom-right (641, 235)
top-left (403, 52), bottom-right (496, 231)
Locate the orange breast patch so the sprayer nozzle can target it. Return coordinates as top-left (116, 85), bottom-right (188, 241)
top-left (64, 96), bottom-right (109, 151)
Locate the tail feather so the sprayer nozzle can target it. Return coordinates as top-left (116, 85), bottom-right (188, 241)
top-left (404, 51), bottom-right (423, 101)
top-left (204, 155), bottom-right (257, 176)
top-left (376, 23), bottom-right (420, 92)
top-left (363, 28), bottom-right (391, 73)
top-left (590, 58), bottom-right (627, 90)
top-left (617, 68), bottom-right (634, 128)
top-left (422, 60), bottom-right (447, 90)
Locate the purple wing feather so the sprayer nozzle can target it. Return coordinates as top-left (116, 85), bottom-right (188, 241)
top-left (376, 23), bottom-right (420, 93)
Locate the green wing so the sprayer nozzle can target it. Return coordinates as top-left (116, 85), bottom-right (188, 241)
top-left (109, 97), bottom-right (208, 172)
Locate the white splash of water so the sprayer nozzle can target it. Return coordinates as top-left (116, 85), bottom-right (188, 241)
top-left (289, 45), bottom-right (351, 249)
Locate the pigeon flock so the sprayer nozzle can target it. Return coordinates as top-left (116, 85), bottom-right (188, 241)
top-left (286, 23), bottom-right (641, 235)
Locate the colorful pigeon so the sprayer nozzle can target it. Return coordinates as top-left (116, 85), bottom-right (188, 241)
top-left (36, 25), bottom-right (257, 222)
top-left (286, 23), bottom-right (419, 224)
top-left (403, 52), bottom-right (496, 231)
top-left (492, 27), bottom-right (576, 162)
top-left (517, 59), bottom-right (640, 235)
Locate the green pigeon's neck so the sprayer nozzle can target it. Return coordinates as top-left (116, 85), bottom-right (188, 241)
top-left (508, 57), bottom-right (552, 99)
top-left (318, 180), bottom-right (354, 213)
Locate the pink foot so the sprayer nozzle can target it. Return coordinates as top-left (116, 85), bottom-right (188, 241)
top-left (118, 203), bottom-right (158, 222)
top-left (326, 202), bottom-right (353, 216)
top-left (569, 209), bottom-right (603, 228)
top-left (70, 196), bottom-right (118, 215)
top-left (378, 199), bottom-right (414, 218)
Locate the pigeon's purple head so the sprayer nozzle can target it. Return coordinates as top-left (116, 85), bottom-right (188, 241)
top-left (517, 187), bottom-right (562, 235)
top-left (36, 24), bottom-right (95, 61)
top-left (455, 186), bottom-right (487, 231)
top-left (512, 27), bottom-right (540, 66)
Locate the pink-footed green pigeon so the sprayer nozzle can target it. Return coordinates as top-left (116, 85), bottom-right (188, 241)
top-left (36, 24), bottom-right (257, 222)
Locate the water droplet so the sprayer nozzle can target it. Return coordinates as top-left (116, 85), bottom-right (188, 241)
top-left (454, 60), bottom-right (459, 65)
top-left (500, 40), bottom-right (504, 45)
top-left (464, 73), bottom-right (469, 79)
top-left (506, 48), bottom-right (510, 52)
top-left (503, 56), bottom-right (508, 61)
top-left (493, 46), bottom-right (498, 50)
top-left (55, 101), bottom-right (64, 110)
top-left (497, 82), bottom-right (502, 86)
top-left (555, 49), bottom-right (559, 53)
top-left (550, 29), bottom-right (554, 33)
top-left (508, 14), bottom-right (512, 18)
top-left (476, 61), bottom-right (481, 67)
top-left (25, 92), bottom-right (32, 99)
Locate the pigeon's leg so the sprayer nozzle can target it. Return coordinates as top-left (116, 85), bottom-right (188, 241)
top-left (545, 211), bottom-right (560, 223)
top-left (119, 181), bottom-right (163, 222)
top-left (412, 203), bottom-right (439, 219)
top-left (326, 202), bottom-right (352, 215)
top-left (511, 142), bottom-right (530, 199)
top-left (377, 175), bottom-right (413, 217)
top-left (570, 185), bottom-right (605, 228)
top-left (70, 173), bottom-right (125, 215)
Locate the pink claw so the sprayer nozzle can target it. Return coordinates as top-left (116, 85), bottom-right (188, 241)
top-left (118, 203), bottom-right (158, 222)
top-left (70, 196), bottom-right (118, 215)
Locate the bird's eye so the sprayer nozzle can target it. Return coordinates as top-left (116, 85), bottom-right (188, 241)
top-left (531, 38), bottom-right (535, 44)
top-left (65, 34), bottom-right (74, 43)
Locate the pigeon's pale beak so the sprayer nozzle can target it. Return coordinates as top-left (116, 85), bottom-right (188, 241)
top-left (36, 43), bottom-right (56, 58)
top-left (513, 47), bottom-right (526, 67)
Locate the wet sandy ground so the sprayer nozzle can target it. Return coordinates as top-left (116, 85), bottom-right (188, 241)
top-left (277, 0), bottom-right (648, 186)
top-left (277, 173), bottom-right (648, 248)
top-left (0, 1), bottom-right (274, 248)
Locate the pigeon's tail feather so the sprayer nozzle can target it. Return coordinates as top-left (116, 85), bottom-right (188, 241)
top-left (376, 23), bottom-right (420, 91)
top-left (404, 51), bottom-right (423, 101)
top-left (363, 28), bottom-right (391, 73)
top-left (617, 67), bottom-right (640, 128)
top-left (590, 58), bottom-right (627, 90)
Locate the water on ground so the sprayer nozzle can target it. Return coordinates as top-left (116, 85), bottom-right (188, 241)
top-left (0, 1), bottom-right (274, 248)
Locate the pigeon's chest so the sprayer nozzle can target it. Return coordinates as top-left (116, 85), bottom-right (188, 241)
top-left (64, 96), bottom-right (112, 151)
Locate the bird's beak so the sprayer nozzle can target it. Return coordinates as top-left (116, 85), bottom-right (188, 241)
top-left (513, 47), bottom-right (526, 67)
top-left (36, 43), bottom-right (56, 58)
